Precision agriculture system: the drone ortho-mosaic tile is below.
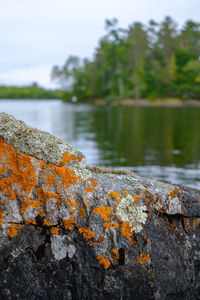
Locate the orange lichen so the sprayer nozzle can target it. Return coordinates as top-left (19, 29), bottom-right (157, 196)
top-left (97, 256), bottom-right (110, 269)
top-left (183, 217), bottom-right (190, 232)
top-left (50, 227), bottom-right (59, 234)
top-left (0, 139), bottom-right (37, 200)
top-left (121, 221), bottom-right (133, 238)
top-left (93, 206), bottom-right (112, 219)
top-left (70, 209), bottom-right (76, 215)
top-left (112, 248), bottom-right (119, 260)
top-left (17, 224), bottom-right (22, 230)
top-left (83, 201), bottom-right (88, 207)
top-left (20, 197), bottom-right (38, 214)
top-left (108, 191), bottom-right (122, 201)
top-left (113, 222), bottom-right (119, 229)
top-left (0, 211), bottom-right (4, 226)
top-left (35, 188), bottom-right (60, 206)
top-left (46, 174), bottom-right (55, 186)
top-left (43, 218), bottom-right (52, 226)
top-left (52, 166), bottom-right (78, 189)
top-left (133, 194), bottom-right (142, 206)
top-left (97, 236), bottom-right (104, 243)
top-left (129, 237), bottom-right (137, 244)
top-left (88, 241), bottom-right (94, 246)
top-left (58, 151), bottom-right (76, 167)
top-left (137, 253), bottom-right (150, 264)
top-left (79, 228), bottom-right (95, 239)
top-left (193, 218), bottom-right (199, 228)
top-left (63, 217), bottom-right (75, 231)
top-left (24, 219), bottom-right (36, 225)
top-left (85, 186), bottom-right (96, 193)
top-left (169, 188), bottom-right (180, 199)
top-left (67, 199), bottom-right (78, 209)
top-left (103, 221), bottom-right (112, 229)
top-left (7, 223), bottom-right (18, 238)
top-left (123, 190), bottom-right (129, 194)
top-left (79, 207), bottom-right (86, 218)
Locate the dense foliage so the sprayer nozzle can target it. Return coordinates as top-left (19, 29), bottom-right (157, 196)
top-left (52, 17), bottom-right (200, 102)
top-left (0, 84), bottom-right (62, 99)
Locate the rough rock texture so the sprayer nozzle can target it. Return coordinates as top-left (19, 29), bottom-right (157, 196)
top-left (0, 113), bottom-right (200, 299)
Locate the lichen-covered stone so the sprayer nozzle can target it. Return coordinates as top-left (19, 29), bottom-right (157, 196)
top-left (0, 113), bottom-right (200, 299)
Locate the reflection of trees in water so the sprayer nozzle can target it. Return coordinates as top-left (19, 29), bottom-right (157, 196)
top-left (87, 106), bottom-right (200, 168)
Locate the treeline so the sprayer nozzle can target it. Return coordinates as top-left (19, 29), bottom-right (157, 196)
top-left (0, 84), bottom-right (62, 99)
top-left (52, 17), bottom-right (200, 102)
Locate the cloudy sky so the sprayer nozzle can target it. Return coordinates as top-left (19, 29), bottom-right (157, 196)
top-left (0, 0), bottom-right (199, 88)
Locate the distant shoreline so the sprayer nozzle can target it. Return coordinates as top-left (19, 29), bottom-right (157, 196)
top-left (1, 98), bottom-right (200, 107)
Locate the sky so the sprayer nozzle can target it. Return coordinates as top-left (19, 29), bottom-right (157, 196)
top-left (0, 0), bottom-right (199, 88)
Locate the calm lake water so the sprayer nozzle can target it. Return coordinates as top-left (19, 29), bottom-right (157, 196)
top-left (1, 99), bottom-right (200, 189)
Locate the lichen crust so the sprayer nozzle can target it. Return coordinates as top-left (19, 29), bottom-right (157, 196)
top-left (0, 112), bottom-right (85, 166)
top-left (116, 194), bottom-right (147, 233)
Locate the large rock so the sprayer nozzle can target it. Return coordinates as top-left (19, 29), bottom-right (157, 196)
top-left (0, 112), bottom-right (200, 299)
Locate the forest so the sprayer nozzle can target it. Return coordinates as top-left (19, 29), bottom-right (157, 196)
top-left (0, 84), bottom-right (61, 99)
top-left (51, 17), bottom-right (200, 103)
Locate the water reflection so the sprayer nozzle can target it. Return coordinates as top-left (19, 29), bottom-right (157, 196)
top-left (0, 100), bottom-right (200, 188)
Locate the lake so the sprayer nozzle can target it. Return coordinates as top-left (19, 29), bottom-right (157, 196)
top-left (0, 99), bottom-right (200, 189)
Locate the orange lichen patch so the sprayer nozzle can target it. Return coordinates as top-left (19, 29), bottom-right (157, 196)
top-left (85, 179), bottom-right (98, 188)
top-left (193, 218), bottom-right (199, 228)
top-left (103, 221), bottom-right (112, 229)
top-left (129, 237), bottom-right (137, 245)
top-left (79, 227), bottom-right (95, 239)
top-left (113, 222), bottom-right (119, 229)
top-left (123, 190), bottom-right (129, 194)
top-left (79, 207), bottom-right (86, 218)
top-left (46, 174), bottom-right (55, 186)
top-left (198, 199), bottom-right (200, 204)
top-left (88, 241), bottom-right (94, 246)
top-left (0, 211), bottom-right (5, 226)
top-left (24, 219), bottom-right (36, 225)
top-left (66, 199), bottom-right (78, 209)
top-left (58, 151), bottom-right (76, 167)
top-left (17, 224), bottom-right (22, 230)
top-left (121, 221), bottom-right (133, 238)
top-left (85, 186), bottom-right (96, 193)
top-left (83, 201), bottom-right (88, 207)
top-left (77, 155), bottom-right (83, 162)
top-left (70, 209), bottom-right (76, 215)
top-left (7, 223), bottom-right (18, 238)
top-left (112, 248), bottom-right (119, 260)
top-left (137, 253), bottom-right (150, 264)
top-left (108, 191), bottom-right (122, 201)
top-left (93, 206), bottom-right (112, 219)
top-left (0, 165), bottom-right (9, 175)
top-left (50, 227), bottom-right (59, 234)
top-left (0, 139), bottom-right (37, 199)
top-left (93, 206), bottom-right (112, 230)
top-left (1, 199), bottom-right (7, 205)
top-left (35, 188), bottom-right (60, 206)
top-left (97, 256), bottom-right (111, 269)
top-left (63, 217), bottom-right (75, 231)
top-left (97, 236), bottom-right (104, 243)
top-left (20, 197), bottom-right (38, 214)
top-left (133, 195), bottom-right (142, 201)
top-left (52, 166), bottom-right (78, 189)
top-left (43, 218), bottom-right (52, 226)
top-left (183, 217), bottom-right (190, 232)
top-left (169, 188), bottom-right (180, 199)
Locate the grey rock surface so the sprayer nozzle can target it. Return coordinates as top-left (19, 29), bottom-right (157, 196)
top-left (0, 113), bottom-right (199, 299)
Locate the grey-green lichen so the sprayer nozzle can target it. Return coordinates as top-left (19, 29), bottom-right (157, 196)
top-left (0, 113), bottom-right (85, 166)
top-left (116, 194), bottom-right (147, 233)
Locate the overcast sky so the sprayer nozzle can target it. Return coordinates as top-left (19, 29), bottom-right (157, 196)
top-left (0, 0), bottom-right (199, 88)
